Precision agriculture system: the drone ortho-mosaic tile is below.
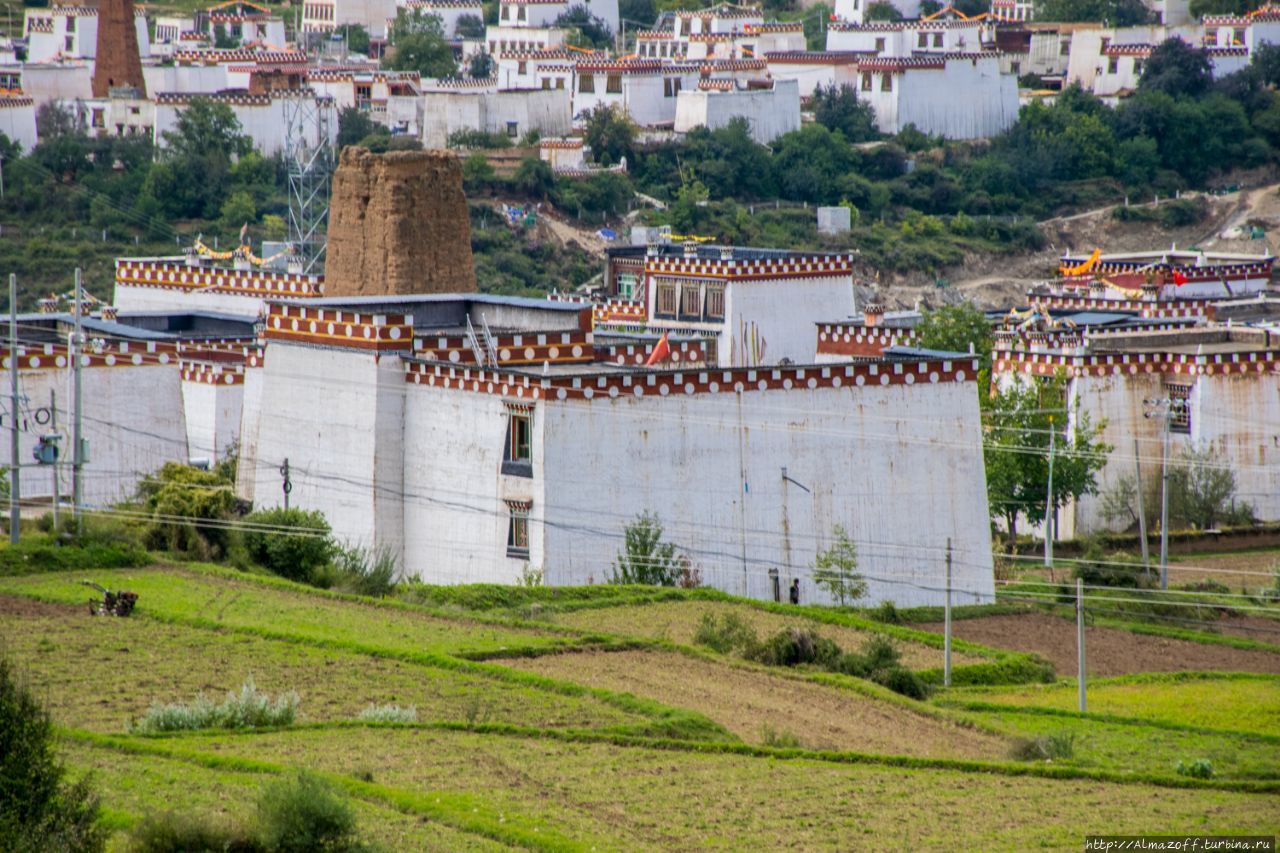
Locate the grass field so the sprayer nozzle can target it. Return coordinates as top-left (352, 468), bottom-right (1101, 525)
top-left (957, 674), bottom-right (1280, 738)
top-left (548, 599), bottom-right (990, 669)
top-left (5, 563), bottom-right (1280, 848)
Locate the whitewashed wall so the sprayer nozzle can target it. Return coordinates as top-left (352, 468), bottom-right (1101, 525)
top-left (154, 97), bottom-right (337, 158)
top-left (538, 381), bottom-right (994, 606)
top-left (673, 79), bottom-right (800, 144)
top-left (181, 380), bottom-right (244, 462)
top-left (112, 283), bottom-right (268, 318)
top-left (8, 364), bottom-right (187, 507)
top-left (861, 57), bottom-right (1017, 139)
top-left (0, 101), bottom-right (37, 152)
top-left (416, 88), bottom-right (571, 147)
top-left (22, 65), bottom-right (94, 110)
top-left (245, 344), bottom-right (405, 553)
top-left (236, 365), bottom-right (265, 504)
top-left (144, 65), bottom-right (230, 96)
top-left (401, 386), bottom-right (540, 583)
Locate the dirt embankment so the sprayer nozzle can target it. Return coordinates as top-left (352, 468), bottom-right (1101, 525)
top-left (916, 613), bottom-right (1280, 678)
top-left (502, 649), bottom-right (1009, 759)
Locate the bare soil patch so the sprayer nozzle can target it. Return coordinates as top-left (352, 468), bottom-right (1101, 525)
top-left (503, 649), bottom-right (1008, 759)
top-left (917, 613), bottom-right (1280, 677)
top-left (0, 592), bottom-right (78, 619)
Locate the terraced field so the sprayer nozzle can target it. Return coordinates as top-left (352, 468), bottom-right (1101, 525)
top-left (4, 563), bottom-right (1278, 849)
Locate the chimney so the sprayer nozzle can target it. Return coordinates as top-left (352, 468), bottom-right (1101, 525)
top-left (863, 303), bottom-right (884, 328)
top-left (99, 305), bottom-right (119, 322)
top-left (719, 245), bottom-right (733, 260)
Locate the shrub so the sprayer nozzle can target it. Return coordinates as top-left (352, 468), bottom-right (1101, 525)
top-left (129, 677), bottom-right (299, 734)
top-left (1011, 731), bottom-right (1076, 762)
top-left (0, 657), bottom-right (105, 852)
top-left (1176, 758), bottom-right (1214, 779)
top-left (130, 812), bottom-right (258, 852)
top-left (813, 525), bottom-right (868, 606)
top-left (869, 600), bottom-right (903, 624)
top-left (1072, 542), bottom-right (1152, 588)
top-left (242, 508), bottom-right (335, 585)
top-left (872, 666), bottom-right (931, 701)
top-left (333, 544), bottom-right (400, 597)
top-left (747, 627), bottom-right (842, 668)
top-left (692, 612), bottom-right (759, 655)
top-left (138, 462), bottom-right (241, 558)
top-left (256, 773), bottom-right (362, 853)
top-left (761, 725), bottom-right (802, 749)
top-left (356, 703), bottom-right (417, 724)
top-left (609, 511), bottom-right (681, 586)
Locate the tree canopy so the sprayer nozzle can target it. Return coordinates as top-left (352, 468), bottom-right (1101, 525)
top-left (812, 83), bottom-right (880, 144)
top-left (1139, 38), bottom-right (1214, 99)
top-left (385, 10), bottom-right (458, 78)
top-left (582, 103), bottom-right (635, 166)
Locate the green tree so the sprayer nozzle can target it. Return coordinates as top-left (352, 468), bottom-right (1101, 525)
top-left (335, 23), bottom-right (370, 54)
top-left (556, 5), bottom-right (613, 49)
top-left (1139, 38), bottom-right (1213, 99)
top-left (812, 83), bottom-right (879, 143)
top-left (984, 374), bottom-right (1111, 550)
top-left (162, 98), bottom-right (252, 162)
top-left (812, 525), bottom-right (868, 606)
top-left (512, 156), bottom-right (556, 198)
top-left (455, 12), bottom-right (485, 37)
top-left (583, 103), bottom-right (635, 166)
top-left (469, 50), bottom-right (495, 79)
top-left (609, 511), bottom-right (680, 586)
top-left (914, 303), bottom-right (993, 368)
top-left (219, 190), bottom-right (257, 236)
top-left (865, 1), bottom-right (903, 20)
top-left (337, 106), bottom-right (378, 150)
top-left (138, 462), bottom-right (240, 558)
top-left (1036, 0), bottom-right (1152, 24)
top-left (1169, 444), bottom-right (1240, 529)
top-left (213, 22), bottom-right (237, 48)
top-left (619, 0), bottom-right (657, 27)
top-left (386, 10), bottom-right (458, 78)
top-left (0, 657), bottom-right (105, 852)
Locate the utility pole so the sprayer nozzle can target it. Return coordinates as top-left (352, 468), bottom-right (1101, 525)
top-left (1075, 577), bottom-right (1086, 713)
top-left (50, 388), bottom-right (58, 533)
top-left (72, 267), bottom-right (83, 534)
top-left (280, 457), bottom-right (291, 510)
top-left (1043, 417), bottom-right (1055, 569)
top-left (1133, 436), bottom-right (1149, 576)
top-left (1144, 397), bottom-right (1184, 591)
top-left (8, 273), bottom-right (19, 544)
top-left (944, 537), bottom-right (952, 688)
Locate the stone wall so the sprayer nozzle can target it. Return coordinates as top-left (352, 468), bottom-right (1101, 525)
top-left (92, 0), bottom-right (147, 98)
top-left (325, 147), bottom-right (476, 297)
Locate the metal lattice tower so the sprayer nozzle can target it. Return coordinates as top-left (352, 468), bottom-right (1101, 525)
top-left (284, 95), bottom-right (334, 274)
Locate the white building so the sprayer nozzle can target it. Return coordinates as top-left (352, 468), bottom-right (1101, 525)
top-left (993, 317), bottom-right (1280, 536)
top-left (497, 0), bottom-right (620, 35)
top-left (764, 51), bottom-right (862, 99)
top-left (1055, 248), bottom-right (1275, 301)
top-left (0, 94), bottom-right (37, 151)
top-left (855, 53), bottom-right (1018, 138)
top-left (154, 91), bottom-right (338, 157)
top-left (113, 253), bottom-right (323, 318)
top-left (674, 77), bottom-right (801, 143)
top-left (23, 5), bottom-right (150, 63)
top-left (395, 0), bottom-right (486, 37)
top-left (826, 18), bottom-right (994, 56)
top-left (303, 0), bottom-right (397, 37)
top-left (1091, 41), bottom-right (1248, 98)
top-left (238, 292), bottom-right (996, 606)
top-left (389, 81), bottom-right (571, 145)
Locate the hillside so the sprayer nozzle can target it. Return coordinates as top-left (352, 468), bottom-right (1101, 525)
top-left (3, 556), bottom-right (1279, 848)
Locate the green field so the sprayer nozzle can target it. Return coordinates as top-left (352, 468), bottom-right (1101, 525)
top-left (5, 563), bottom-right (1280, 848)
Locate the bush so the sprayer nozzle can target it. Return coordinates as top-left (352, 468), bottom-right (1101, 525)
top-left (1176, 758), bottom-right (1214, 779)
top-left (0, 657), bottom-right (105, 852)
top-left (872, 666), bottom-right (931, 701)
top-left (138, 462), bottom-right (242, 558)
top-left (1011, 731), bottom-right (1076, 761)
top-left (868, 600), bottom-right (903, 624)
top-left (129, 677), bottom-right (299, 734)
top-left (333, 544), bottom-right (400, 597)
top-left (692, 612), bottom-right (759, 655)
top-left (256, 773), bottom-right (363, 853)
top-left (761, 725), bottom-right (803, 749)
top-left (242, 508), bottom-right (335, 585)
top-left (746, 627), bottom-right (842, 668)
top-left (356, 703), bottom-right (417, 724)
top-left (1072, 543), bottom-right (1152, 588)
top-left (130, 812), bottom-right (258, 852)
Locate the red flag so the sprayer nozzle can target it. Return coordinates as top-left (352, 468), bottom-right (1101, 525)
top-left (645, 333), bottom-right (671, 366)
top-left (1172, 270), bottom-right (1188, 286)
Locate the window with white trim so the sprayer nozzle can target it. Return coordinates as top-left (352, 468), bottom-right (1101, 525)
top-left (506, 501), bottom-right (530, 557)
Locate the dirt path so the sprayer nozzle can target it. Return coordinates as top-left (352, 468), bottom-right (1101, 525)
top-left (916, 613), bottom-right (1280, 678)
top-left (503, 649), bottom-right (1009, 759)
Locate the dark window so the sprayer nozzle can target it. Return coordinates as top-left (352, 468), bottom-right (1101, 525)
top-left (502, 409), bottom-right (532, 477)
top-left (606, 74), bottom-right (622, 93)
top-left (861, 72), bottom-right (872, 91)
top-left (705, 285), bottom-right (725, 319)
top-left (932, 33), bottom-right (943, 47)
top-left (656, 283), bottom-right (677, 316)
top-left (680, 284), bottom-right (702, 319)
top-left (881, 73), bottom-right (893, 92)
top-left (507, 505), bottom-right (529, 556)
top-left (1167, 384), bottom-right (1192, 434)
top-left (579, 73), bottom-right (595, 93)
top-left (874, 37), bottom-right (885, 52)
top-left (917, 33), bottom-right (927, 48)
